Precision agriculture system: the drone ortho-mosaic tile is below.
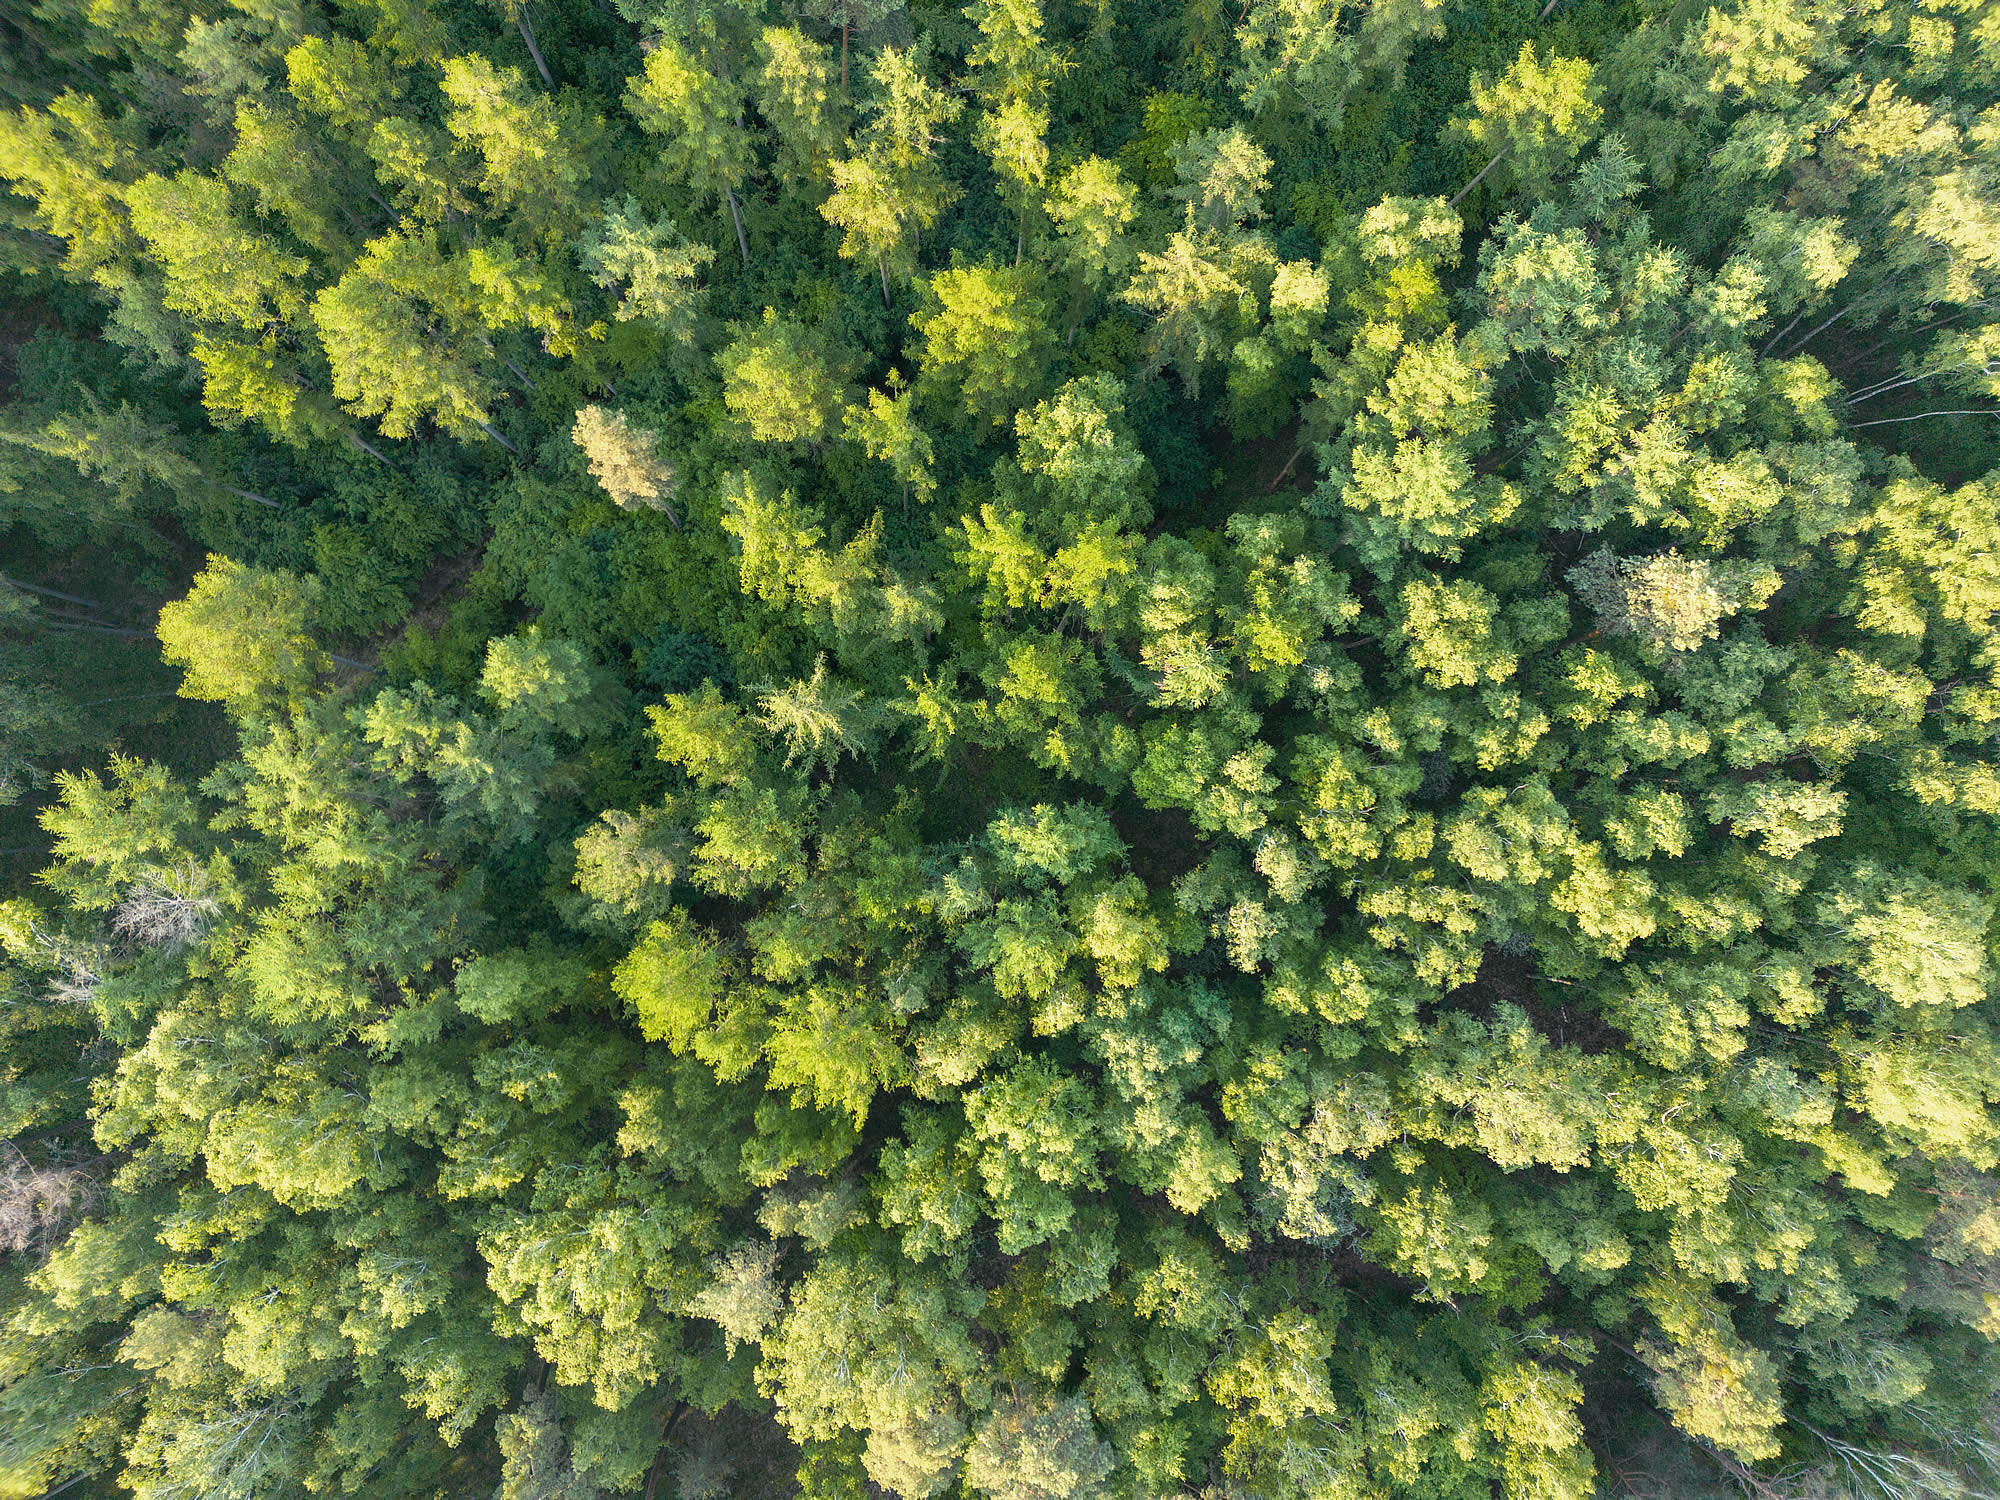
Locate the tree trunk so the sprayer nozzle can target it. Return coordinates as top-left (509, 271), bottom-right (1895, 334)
top-left (880, 257), bottom-right (891, 310)
top-left (43, 621), bottom-right (154, 639)
top-left (42, 618), bottom-right (376, 671)
top-left (641, 1404), bottom-right (691, 1500)
top-left (1266, 441), bottom-right (1307, 493)
top-left (841, 21), bottom-right (849, 87)
top-left (349, 432), bottom-right (400, 469)
top-left (1448, 143), bottom-right (1511, 208)
top-left (1, 576), bottom-right (99, 608)
top-left (724, 184), bottom-right (750, 264)
top-left (516, 11), bottom-right (555, 87)
top-left (1849, 409), bottom-right (2000, 429)
top-left (1064, 277), bottom-right (1087, 347)
top-left (75, 691), bottom-right (179, 706)
top-left (1846, 369), bottom-right (1946, 407)
top-left (1785, 305), bottom-right (1849, 356)
top-left (0, 4), bottom-right (112, 89)
top-left (477, 421), bottom-right (521, 455)
top-left (1759, 308), bottom-right (1806, 359)
top-left (226, 486), bottom-right (283, 510)
top-left (25, 1470), bottom-right (93, 1500)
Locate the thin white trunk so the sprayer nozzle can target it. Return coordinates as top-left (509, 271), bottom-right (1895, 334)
top-left (1849, 408), bottom-right (2000, 428)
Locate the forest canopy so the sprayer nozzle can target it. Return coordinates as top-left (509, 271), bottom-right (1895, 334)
top-left (4, 0), bottom-right (2000, 1496)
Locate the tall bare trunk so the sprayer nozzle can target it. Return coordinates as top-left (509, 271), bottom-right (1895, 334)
top-left (1, 576), bottom-right (99, 608)
top-left (1267, 442), bottom-right (1306, 493)
top-left (641, 1405), bottom-right (690, 1500)
top-left (516, 11), bottom-right (554, 87)
top-left (477, 421), bottom-right (521, 455)
top-left (1448, 143), bottom-right (1511, 208)
top-left (724, 184), bottom-right (750, 264)
top-left (349, 432), bottom-right (399, 469)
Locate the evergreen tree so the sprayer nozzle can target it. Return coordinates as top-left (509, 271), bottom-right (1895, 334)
top-left (5, 3), bottom-right (2000, 1498)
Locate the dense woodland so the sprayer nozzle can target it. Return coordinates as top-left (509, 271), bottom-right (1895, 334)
top-left (3, 0), bottom-right (2000, 1494)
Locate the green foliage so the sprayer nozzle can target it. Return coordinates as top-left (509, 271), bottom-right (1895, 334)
top-left (911, 264), bottom-right (1054, 423)
top-left (1448, 42), bottom-right (1602, 200)
top-left (8, 2), bottom-right (2000, 1499)
top-left (155, 555), bottom-right (328, 710)
top-left (717, 311), bottom-right (859, 447)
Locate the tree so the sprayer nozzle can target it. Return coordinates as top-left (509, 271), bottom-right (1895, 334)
top-left (1447, 42), bottom-right (1601, 204)
top-left (312, 229), bottom-right (568, 443)
top-left (821, 151), bottom-right (914, 308)
top-left (625, 39), bottom-right (754, 262)
top-left (125, 171), bottom-right (309, 334)
top-left (716, 310), bottom-right (857, 446)
top-left (578, 196), bottom-right (716, 342)
top-left (440, 53), bottom-right (598, 237)
top-left (1045, 158), bottom-right (1137, 345)
top-left (801, 0), bottom-right (899, 89)
top-left (845, 372), bottom-right (937, 506)
top-left (964, 1394), bottom-right (1114, 1500)
top-left (756, 26), bottom-right (847, 188)
top-left (155, 555), bottom-right (327, 709)
top-left (224, 97), bottom-right (364, 260)
top-left (756, 653), bottom-right (885, 773)
top-left (820, 44), bottom-right (963, 305)
top-left (0, 90), bottom-right (143, 286)
top-left (911, 265), bottom-right (1053, 423)
top-left (1121, 226), bottom-right (1272, 396)
top-left (1233, 0), bottom-right (1360, 130)
top-left (1566, 548), bottom-right (1775, 654)
top-left (285, 35), bottom-right (403, 137)
top-left (976, 96), bottom-right (1049, 265)
top-left (3, 390), bottom-right (204, 505)
top-left (572, 406), bottom-right (680, 523)
top-left (966, 0), bottom-right (1051, 264)
top-left (1119, 128), bottom-right (1277, 395)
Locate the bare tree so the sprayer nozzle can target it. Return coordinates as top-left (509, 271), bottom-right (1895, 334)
top-left (0, 1142), bottom-right (97, 1257)
top-left (112, 860), bottom-right (220, 950)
